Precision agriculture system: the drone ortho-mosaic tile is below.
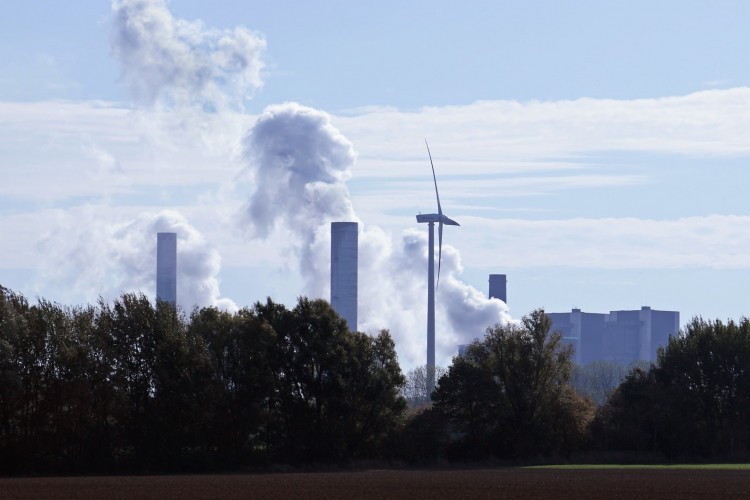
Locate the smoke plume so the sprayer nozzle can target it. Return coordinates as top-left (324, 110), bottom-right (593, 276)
top-left (110, 0), bottom-right (266, 109)
top-left (242, 103), bottom-right (511, 368)
top-left (105, 0), bottom-right (511, 368)
top-left (242, 103), bottom-right (357, 297)
top-left (38, 209), bottom-right (237, 312)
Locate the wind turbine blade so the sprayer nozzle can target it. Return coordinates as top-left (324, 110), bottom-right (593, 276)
top-left (425, 140), bottom-right (442, 215)
top-left (437, 221), bottom-right (443, 290)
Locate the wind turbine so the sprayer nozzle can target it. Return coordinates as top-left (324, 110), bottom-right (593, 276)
top-left (416, 140), bottom-right (459, 396)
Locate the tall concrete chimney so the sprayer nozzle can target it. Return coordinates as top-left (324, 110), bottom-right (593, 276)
top-left (156, 232), bottom-right (177, 305)
top-left (330, 222), bottom-right (358, 331)
top-left (489, 274), bottom-right (507, 303)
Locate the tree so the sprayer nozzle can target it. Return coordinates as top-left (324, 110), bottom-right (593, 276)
top-left (258, 297), bottom-right (406, 462)
top-left (402, 365), bottom-right (447, 408)
top-left (591, 367), bottom-right (663, 453)
top-left (433, 309), bottom-right (594, 459)
top-left (329, 328), bottom-right (406, 458)
top-left (0, 287), bottom-right (408, 471)
top-left (595, 316), bottom-right (750, 457)
top-left (657, 317), bottom-right (750, 455)
top-left (571, 360), bottom-right (650, 407)
top-left (188, 305), bottom-right (278, 466)
top-left (0, 286), bottom-right (30, 472)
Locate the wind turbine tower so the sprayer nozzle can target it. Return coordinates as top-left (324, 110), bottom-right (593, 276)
top-left (416, 141), bottom-right (459, 395)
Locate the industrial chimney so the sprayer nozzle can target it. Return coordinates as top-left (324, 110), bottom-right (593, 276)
top-left (489, 274), bottom-right (507, 304)
top-left (330, 222), bottom-right (358, 331)
top-left (156, 232), bottom-right (177, 305)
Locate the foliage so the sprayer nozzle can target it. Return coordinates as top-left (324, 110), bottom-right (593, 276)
top-left (12, 282), bottom-right (750, 470)
top-left (594, 316), bottom-right (750, 457)
top-left (0, 287), bottom-right (406, 473)
top-left (432, 309), bottom-right (595, 459)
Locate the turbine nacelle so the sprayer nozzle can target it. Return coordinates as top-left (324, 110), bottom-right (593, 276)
top-left (416, 213), bottom-right (460, 226)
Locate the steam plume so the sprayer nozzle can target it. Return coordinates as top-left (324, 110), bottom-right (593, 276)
top-left (38, 209), bottom-right (236, 312)
top-left (242, 103), bottom-right (357, 296)
top-left (110, 0), bottom-right (266, 109)
top-left (242, 103), bottom-right (511, 368)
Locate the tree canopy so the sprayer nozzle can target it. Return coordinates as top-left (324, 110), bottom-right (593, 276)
top-left (7, 282), bottom-right (750, 470)
top-left (432, 309), bottom-right (594, 459)
top-left (0, 287), bottom-right (406, 473)
top-left (594, 316), bottom-right (750, 457)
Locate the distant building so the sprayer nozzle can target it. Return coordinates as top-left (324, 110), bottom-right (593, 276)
top-left (156, 232), bottom-right (177, 305)
top-left (547, 306), bottom-right (679, 364)
top-left (330, 222), bottom-right (358, 331)
top-left (488, 274), bottom-right (507, 303)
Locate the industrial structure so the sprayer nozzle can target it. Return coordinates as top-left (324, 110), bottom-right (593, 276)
top-left (330, 222), bottom-right (358, 331)
top-left (458, 273), bottom-right (507, 357)
top-left (488, 274), bottom-right (507, 303)
top-left (547, 306), bottom-right (680, 364)
top-left (156, 232), bottom-right (177, 305)
top-left (417, 142), bottom-right (459, 394)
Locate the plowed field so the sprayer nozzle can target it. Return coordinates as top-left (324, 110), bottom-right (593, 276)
top-left (2, 467), bottom-right (749, 499)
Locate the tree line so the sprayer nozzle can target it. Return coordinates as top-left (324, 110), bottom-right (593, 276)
top-left (0, 287), bottom-right (404, 473)
top-left (2, 284), bottom-right (750, 473)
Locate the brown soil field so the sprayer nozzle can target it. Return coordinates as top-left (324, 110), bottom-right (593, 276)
top-left (2, 468), bottom-right (750, 499)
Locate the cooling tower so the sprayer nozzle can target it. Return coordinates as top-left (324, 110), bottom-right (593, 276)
top-left (156, 232), bottom-right (177, 305)
top-left (489, 274), bottom-right (507, 303)
top-left (330, 222), bottom-right (358, 331)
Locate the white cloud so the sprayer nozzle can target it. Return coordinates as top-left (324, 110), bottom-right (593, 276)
top-left (459, 214), bottom-right (750, 269)
top-left (337, 87), bottom-right (750, 172)
top-left (0, 100), bottom-right (252, 202)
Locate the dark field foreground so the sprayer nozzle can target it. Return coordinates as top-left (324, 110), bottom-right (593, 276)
top-left (2, 468), bottom-right (750, 499)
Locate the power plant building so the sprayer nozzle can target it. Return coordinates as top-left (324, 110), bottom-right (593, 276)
top-left (548, 306), bottom-right (680, 364)
top-left (489, 274), bottom-right (507, 303)
top-left (330, 222), bottom-right (358, 331)
top-left (156, 232), bottom-right (177, 305)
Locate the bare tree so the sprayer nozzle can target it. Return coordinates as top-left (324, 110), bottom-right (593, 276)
top-left (402, 365), bottom-right (447, 408)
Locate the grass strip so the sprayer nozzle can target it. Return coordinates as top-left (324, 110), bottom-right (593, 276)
top-left (526, 464), bottom-right (750, 470)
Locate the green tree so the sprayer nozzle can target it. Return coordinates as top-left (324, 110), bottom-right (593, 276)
top-left (591, 367), bottom-right (663, 453)
top-left (188, 305), bottom-right (278, 466)
top-left (657, 317), bottom-right (750, 455)
top-left (595, 316), bottom-right (750, 457)
top-left (433, 309), bottom-right (594, 458)
top-left (258, 297), bottom-right (406, 462)
top-left (0, 286), bottom-right (29, 472)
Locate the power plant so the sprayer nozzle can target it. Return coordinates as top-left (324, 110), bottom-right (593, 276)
top-left (330, 222), bottom-right (358, 331)
top-left (156, 232), bottom-right (177, 305)
top-left (488, 274), bottom-right (507, 303)
top-left (456, 275), bottom-right (680, 367)
top-left (417, 142), bottom-right (459, 394)
top-left (548, 306), bottom-right (680, 364)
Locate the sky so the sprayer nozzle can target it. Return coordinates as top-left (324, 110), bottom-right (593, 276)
top-left (2, 0), bottom-right (750, 370)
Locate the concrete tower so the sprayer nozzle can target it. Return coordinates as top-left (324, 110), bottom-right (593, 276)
top-left (156, 232), bottom-right (177, 305)
top-left (330, 222), bottom-right (358, 331)
top-left (489, 274), bottom-right (507, 303)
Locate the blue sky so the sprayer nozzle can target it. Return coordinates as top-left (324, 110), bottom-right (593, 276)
top-left (2, 0), bottom-right (750, 369)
